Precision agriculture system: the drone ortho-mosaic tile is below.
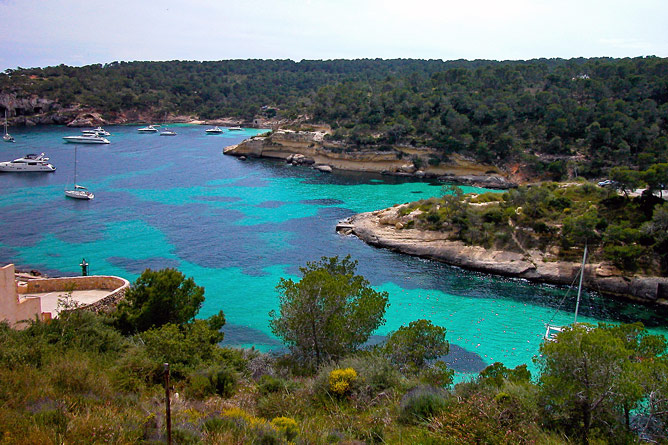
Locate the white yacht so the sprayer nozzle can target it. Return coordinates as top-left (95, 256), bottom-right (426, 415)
top-left (82, 127), bottom-right (111, 136)
top-left (63, 134), bottom-right (110, 144)
top-left (205, 126), bottom-right (224, 134)
top-left (138, 125), bottom-right (159, 133)
top-left (0, 153), bottom-right (56, 172)
top-left (228, 126), bottom-right (243, 131)
top-left (160, 127), bottom-right (177, 136)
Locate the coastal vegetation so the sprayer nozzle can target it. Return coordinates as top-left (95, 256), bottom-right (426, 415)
top-left (393, 178), bottom-right (668, 275)
top-left (1, 264), bottom-right (667, 444)
top-left (2, 57), bottom-right (668, 180)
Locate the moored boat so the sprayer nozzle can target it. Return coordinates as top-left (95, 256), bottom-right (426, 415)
top-left (205, 126), bottom-right (224, 134)
top-left (65, 146), bottom-right (93, 200)
top-left (228, 126), bottom-right (243, 131)
top-left (82, 127), bottom-right (111, 136)
top-left (0, 153), bottom-right (56, 172)
top-left (63, 134), bottom-right (110, 144)
top-left (138, 125), bottom-right (159, 133)
top-left (3, 110), bottom-right (14, 142)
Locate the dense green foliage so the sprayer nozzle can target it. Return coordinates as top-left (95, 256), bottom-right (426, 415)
top-left (113, 267), bottom-right (224, 335)
top-left (397, 180), bottom-right (668, 274)
top-left (1, 261), bottom-right (667, 443)
top-left (536, 323), bottom-right (668, 444)
top-left (383, 319), bottom-right (449, 371)
top-left (3, 57), bottom-right (668, 176)
top-left (269, 255), bottom-right (389, 370)
top-left (3, 313), bottom-right (666, 443)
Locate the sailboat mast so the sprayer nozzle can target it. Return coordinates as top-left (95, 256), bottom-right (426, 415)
top-left (573, 244), bottom-right (588, 324)
top-left (73, 146), bottom-right (77, 185)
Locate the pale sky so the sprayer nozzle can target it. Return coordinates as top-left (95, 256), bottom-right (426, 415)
top-left (1, 0), bottom-right (666, 71)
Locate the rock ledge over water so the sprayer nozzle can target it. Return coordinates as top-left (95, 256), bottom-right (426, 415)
top-left (224, 130), bottom-right (516, 188)
top-left (338, 206), bottom-right (668, 306)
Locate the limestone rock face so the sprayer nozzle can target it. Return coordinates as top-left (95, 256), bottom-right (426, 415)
top-left (439, 173), bottom-right (517, 189)
top-left (315, 164), bottom-right (332, 172)
top-left (67, 112), bottom-right (107, 127)
top-left (224, 130), bottom-right (516, 187)
top-left (338, 206), bottom-right (668, 305)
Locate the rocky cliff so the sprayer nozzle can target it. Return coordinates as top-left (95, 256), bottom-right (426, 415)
top-left (0, 93), bottom-right (262, 127)
top-left (224, 130), bottom-right (517, 188)
top-left (338, 206), bottom-right (668, 306)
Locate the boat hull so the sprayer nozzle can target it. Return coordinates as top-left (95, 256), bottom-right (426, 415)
top-left (63, 136), bottom-right (110, 144)
top-left (65, 189), bottom-right (94, 200)
top-left (0, 164), bottom-right (55, 172)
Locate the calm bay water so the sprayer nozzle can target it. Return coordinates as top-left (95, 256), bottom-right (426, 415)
top-left (1, 124), bottom-right (667, 376)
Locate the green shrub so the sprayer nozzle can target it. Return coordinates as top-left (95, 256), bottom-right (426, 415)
top-left (399, 385), bottom-right (449, 424)
top-left (111, 347), bottom-right (163, 392)
top-left (185, 366), bottom-right (237, 399)
top-left (202, 416), bottom-right (236, 434)
top-left (186, 372), bottom-right (215, 399)
top-left (418, 361), bottom-right (454, 388)
top-left (33, 407), bottom-right (68, 438)
top-left (257, 390), bottom-right (304, 419)
top-left (257, 374), bottom-right (284, 395)
top-left (211, 367), bottom-right (237, 398)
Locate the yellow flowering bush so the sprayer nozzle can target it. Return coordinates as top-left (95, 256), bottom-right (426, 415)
top-left (221, 407), bottom-right (266, 428)
top-left (328, 368), bottom-right (358, 395)
top-left (271, 416), bottom-right (299, 440)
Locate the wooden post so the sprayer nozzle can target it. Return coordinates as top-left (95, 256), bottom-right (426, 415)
top-left (164, 363), bottom-right (171, 445)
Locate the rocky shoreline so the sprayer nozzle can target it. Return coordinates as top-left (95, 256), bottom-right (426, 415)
top-left (0, 94), bottom-right (274, 128)
top-left (337, 207), bottom-right (668, 307)
top-left (224, 129), bottom-right (518, 188)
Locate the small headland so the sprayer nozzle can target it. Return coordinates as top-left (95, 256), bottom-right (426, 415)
top-left (336, 194), bottom-right (668, 307)
top-left (224, 128), bottom-right (516, 188)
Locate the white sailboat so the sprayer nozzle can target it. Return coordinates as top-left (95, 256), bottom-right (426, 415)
top-left (544, 245), bottom-right (588, 341)
top-left (3, 110), bottom-right (14, 143)
top-left (64, 146), bottom-right (94, 200)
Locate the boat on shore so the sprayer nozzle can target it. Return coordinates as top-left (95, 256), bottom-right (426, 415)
top-left (0, 153), bottom-right (56, 172)
top-left (63, 134), bottom-right (110, 144)
top-left (205, 126), bottom-right (224, 134)
top-left (138, 125), bottom-right (159, 133)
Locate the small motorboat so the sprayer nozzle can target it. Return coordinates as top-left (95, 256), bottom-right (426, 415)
top-left (228, 126), bottom-right (243, 131)
top-left (82, 127), bottom-right (111, 136)
top-left (160, 128), bottom-right (177, 136)
top-left (0, 153), bottom-right (56, 172)
top-left (205, 126), bottom-right (224, 134)
top-left (138, 125), bottom-right (159, 133)
top-left (63, 134), bottom-right (110, 144)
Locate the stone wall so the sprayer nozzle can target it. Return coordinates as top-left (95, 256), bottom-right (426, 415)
top-left (20, 275), bottom-right (130, 315)
top-left (22, 275), bottom-right (128, 294)
top-left (80, 286), bottom-right (128, 314)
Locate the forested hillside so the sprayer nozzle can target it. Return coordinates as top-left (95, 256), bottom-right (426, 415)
top-left (2, 57), bottom-right (667, 178)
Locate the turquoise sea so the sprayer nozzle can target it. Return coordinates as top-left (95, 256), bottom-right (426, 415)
top-left (1, 124), bottom-right (667, 377)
